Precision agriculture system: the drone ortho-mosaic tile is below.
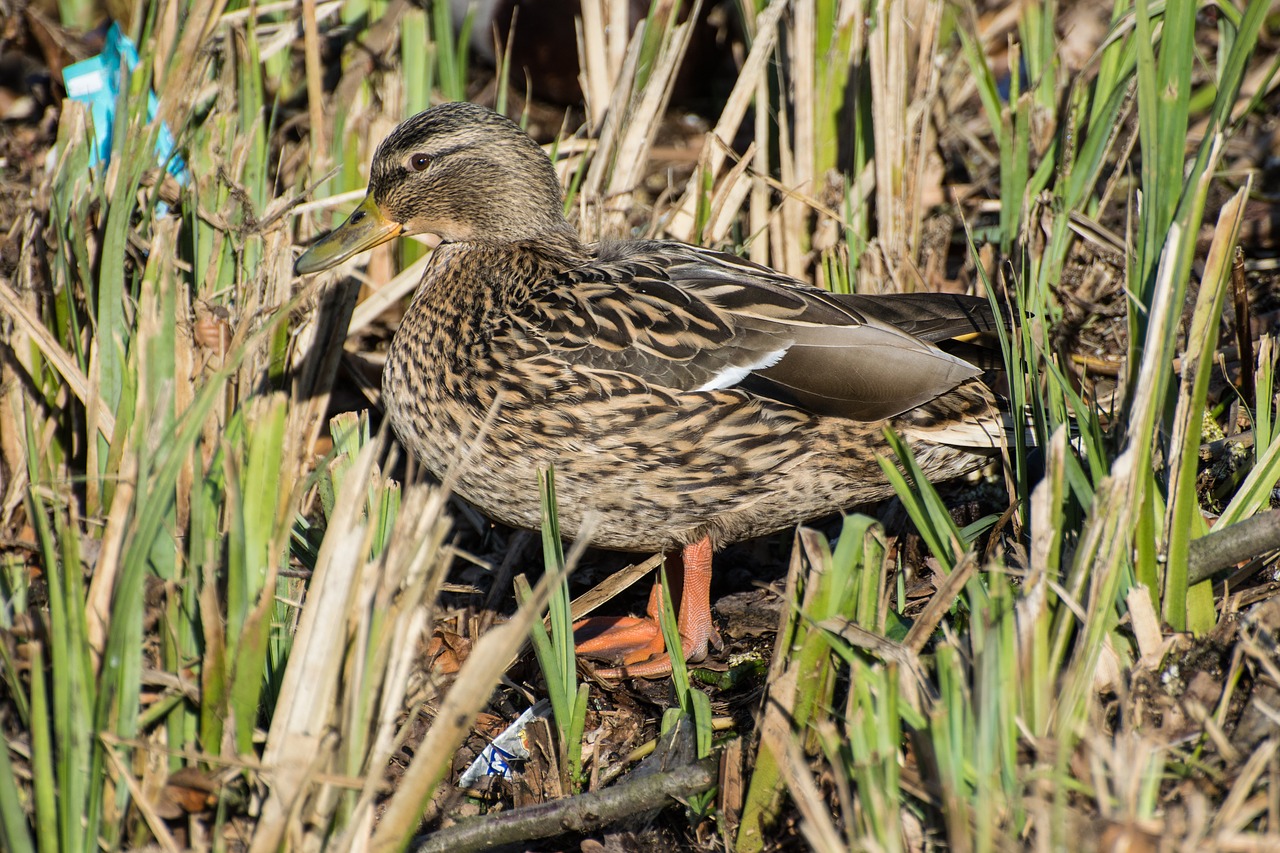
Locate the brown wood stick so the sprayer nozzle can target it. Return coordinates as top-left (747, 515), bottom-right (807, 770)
top-left (412, 759), bottom-right (716, 853)
top-left (1188, 510), bottom-right (1280, 586)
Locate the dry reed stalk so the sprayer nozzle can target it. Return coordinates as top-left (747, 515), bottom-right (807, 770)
top-left (302, 0), bottom-right (328, 167)
top-left (665, 0), bottom-right (786, 244)
top-left (785, 0), bottom-right (816, 277)
top-left (601, 16), bottom-right (697, 236)
top-left (578, 0), bottom-right (612, 127)
top-left (251, 436), bottom-right (386, 851)
top-left (868, 0), bottom-right (909, 289)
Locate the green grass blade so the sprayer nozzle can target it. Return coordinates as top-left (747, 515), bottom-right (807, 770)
top-left (1163, 187), bottom-right (1246, 629)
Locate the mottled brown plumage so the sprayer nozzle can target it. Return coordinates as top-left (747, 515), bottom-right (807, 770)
top-left (296, 102), bottom-right (1004, 677)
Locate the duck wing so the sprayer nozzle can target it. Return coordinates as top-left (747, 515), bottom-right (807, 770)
top-left (511, 242), bottom-right (993, 421)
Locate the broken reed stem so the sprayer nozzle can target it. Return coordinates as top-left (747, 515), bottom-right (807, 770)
top-left (1231, 246), bottom-right (1255, 409)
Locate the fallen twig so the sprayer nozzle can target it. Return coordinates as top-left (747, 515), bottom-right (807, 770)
top-left (412, 760), bottom-right (716, 853)
top-left (1188, 510), bottom-right (1280, 586)
top-left (1200, 431), bottom-right (1255, 462)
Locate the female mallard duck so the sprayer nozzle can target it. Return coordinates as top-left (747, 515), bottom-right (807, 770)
top-left (296, 102), bottom-right (1003, 678)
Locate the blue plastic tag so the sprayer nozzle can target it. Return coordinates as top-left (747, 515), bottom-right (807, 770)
top-left (62, 22), bottom-right (188, 181)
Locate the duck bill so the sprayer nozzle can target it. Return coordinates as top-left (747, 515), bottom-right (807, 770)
top-left (295, 195), bottom-right (403, 274)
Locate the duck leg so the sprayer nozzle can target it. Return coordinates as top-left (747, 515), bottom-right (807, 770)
top-left (573, 535), bottom-right (720, 678)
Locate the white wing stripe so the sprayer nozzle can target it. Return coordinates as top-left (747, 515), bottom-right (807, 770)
top-left (695, 347), bottom-right (789, 391)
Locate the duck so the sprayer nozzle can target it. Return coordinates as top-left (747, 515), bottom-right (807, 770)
top-left (295, 101), bottom-right (1004, 678)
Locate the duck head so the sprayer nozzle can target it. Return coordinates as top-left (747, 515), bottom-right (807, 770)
top-left (295, 102), bottom-right (575, 274)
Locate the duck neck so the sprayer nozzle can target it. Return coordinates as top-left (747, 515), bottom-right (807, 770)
top-left (458, 220), bottom-right (588, 267)
top-left (522, 221), bottom-right (588, 261)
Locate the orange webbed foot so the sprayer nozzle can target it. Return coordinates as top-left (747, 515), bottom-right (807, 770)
top-left (572, 536), bottom-right (718, 679)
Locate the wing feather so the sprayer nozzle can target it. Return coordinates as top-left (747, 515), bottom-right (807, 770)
top-left (509, 241), bottom-right (995, 421)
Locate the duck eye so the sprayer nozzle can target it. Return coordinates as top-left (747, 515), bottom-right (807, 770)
top-left (409, 153), bottom-right (431, 172)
